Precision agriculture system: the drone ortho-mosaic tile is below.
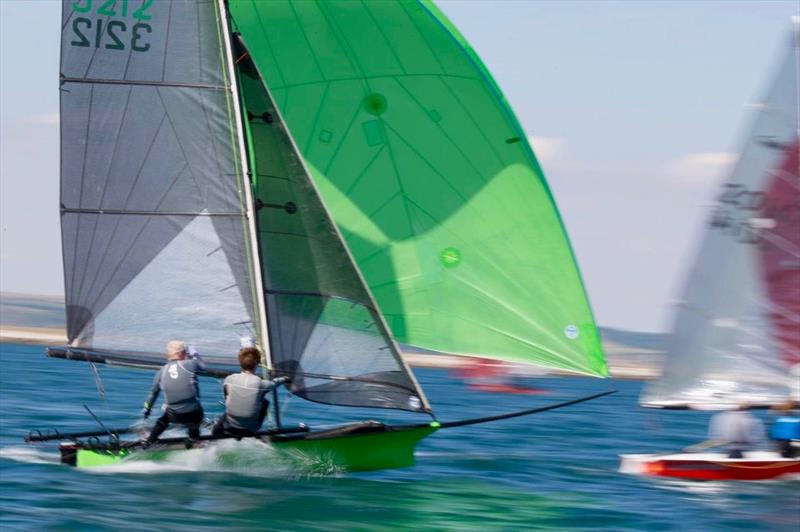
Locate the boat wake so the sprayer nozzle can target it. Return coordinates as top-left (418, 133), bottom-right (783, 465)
top-left (3, 439), bottom-right (343, 478)
top-left (105, 438), bottom-right (343, 477)
top-left (0, 446), bottom-right (62, 465)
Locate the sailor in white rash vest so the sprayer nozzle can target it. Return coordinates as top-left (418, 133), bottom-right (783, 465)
top-left (141, 340), bottom-right (206, 446)
top-left (212, 347), bottom-right (290, 437)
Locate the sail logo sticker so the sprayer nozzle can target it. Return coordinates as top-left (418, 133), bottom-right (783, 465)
top-left (408, 396), bottom-right (421, 410)
top-left (564, 325), bottom-right (579, 340)
top-left (168, 364), bottom-right (179, 379)
top-left (363, 93), bottom-right (388, 116)
top-left (439, 247), bottom-right (462, 268)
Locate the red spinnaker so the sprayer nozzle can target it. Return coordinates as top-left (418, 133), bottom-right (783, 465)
top-left (759, 139), bottom-right (800, 367)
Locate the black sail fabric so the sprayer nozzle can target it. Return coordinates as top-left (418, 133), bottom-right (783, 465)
top-left (234, 42), bottom-right (429, 413)
top-left (59, 0), bottom-right (259, 370)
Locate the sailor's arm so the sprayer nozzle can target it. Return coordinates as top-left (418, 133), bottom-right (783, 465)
top-left (186, 344), bottom-right (206, 371)
top-left (261, 375), bottom-right (290, 392)
top-left (221, 376), bottom-right (230, 399)
top-left (142, 368), bottom-right (163, 418)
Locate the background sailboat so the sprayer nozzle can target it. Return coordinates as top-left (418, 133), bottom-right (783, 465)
top-left (641, 18), bottom-right (800, 411)
top-left (621, 19), bottom-right (800, 481)
top-left (453, 358), bottom-right (549, 395)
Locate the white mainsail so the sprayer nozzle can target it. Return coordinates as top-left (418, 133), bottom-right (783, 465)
top-left (643, 19), bottom-right (800, 409)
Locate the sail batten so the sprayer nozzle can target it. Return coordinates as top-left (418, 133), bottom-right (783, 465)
top-left (61, 208), bottom-right (244, 216)
top-left (60, 76), bottom-right (227, 90)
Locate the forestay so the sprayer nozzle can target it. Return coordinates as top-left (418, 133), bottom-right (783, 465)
top-left (642, 21), bottom-right (800, 409)
top-left (229, 0), bottom-right (608, 377)
top-left (59, 0), bottom-right (261, 371)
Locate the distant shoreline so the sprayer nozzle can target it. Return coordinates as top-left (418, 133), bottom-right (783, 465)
top-left (0, 325), bottom-right (657, 379)
top-left (1, 292), bottom-right (660, 379)
top-left (0, 326), bottom-right (67, 346)
top-left (0, 292), bottom-right (663, 380)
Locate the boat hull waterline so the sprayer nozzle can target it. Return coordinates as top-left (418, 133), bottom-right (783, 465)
top-left (619, 452), bottom-right (800, 481)
top-left (60, 423), bottom-right (439, 472)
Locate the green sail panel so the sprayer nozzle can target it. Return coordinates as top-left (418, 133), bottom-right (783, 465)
top-left (229, 0), bottom-right (607, 377)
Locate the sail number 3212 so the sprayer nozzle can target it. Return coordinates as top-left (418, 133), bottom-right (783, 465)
top-left (70, 0), bottom-right (153, 52)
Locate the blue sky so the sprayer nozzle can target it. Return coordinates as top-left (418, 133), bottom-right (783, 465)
top-left (1, 0), bottom-right (797, 332)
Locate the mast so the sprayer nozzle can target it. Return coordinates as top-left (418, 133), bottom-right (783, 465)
top-left (217, 0), bottom-right (272, 369)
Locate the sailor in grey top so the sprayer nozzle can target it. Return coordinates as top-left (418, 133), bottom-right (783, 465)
top-left (212, 346), bottom-right (289, 436)
top-left (142, 340), bottom-right (206, 445)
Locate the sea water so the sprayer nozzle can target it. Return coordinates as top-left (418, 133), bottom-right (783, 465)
top-left (1, 343), bottom-right (797, 531)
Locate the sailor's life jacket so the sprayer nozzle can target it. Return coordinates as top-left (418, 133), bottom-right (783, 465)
top-left (145, 358), bottom-right (205, 415)
top-left (222, 372), bottom-right (279, 432)
top-left (770, 416), bottom-right (800, 441)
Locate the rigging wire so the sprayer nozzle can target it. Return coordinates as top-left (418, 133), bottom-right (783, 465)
top-left (279, 388), bottom-right (293, 421)
top-left (89, 362), bottom-right (106, 399)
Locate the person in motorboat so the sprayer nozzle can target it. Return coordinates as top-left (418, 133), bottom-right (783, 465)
top-left (769, 400), bottom-right (800, 458)
top-left (141, 340), bottom-right (206, 447)
top-left (708, 404), bottom-right (765, 458)
top-left (211, 346), bottom-right (290, 438)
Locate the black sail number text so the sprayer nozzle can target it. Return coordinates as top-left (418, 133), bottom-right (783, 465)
top-left (69, 0), bottom-right (153, 52)
top-left (71, 17), bottom-right (151, 52)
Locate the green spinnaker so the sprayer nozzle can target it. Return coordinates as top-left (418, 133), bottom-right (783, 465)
top-left (229, 0), bottom-right (608, 377)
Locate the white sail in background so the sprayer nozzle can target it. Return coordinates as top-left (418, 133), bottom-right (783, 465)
top-left (643, 20), bottom-right (800, 409)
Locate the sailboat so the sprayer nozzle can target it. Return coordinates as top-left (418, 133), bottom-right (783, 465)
top-left (620, 19), bottom-right (800, 481)
top-left (30, 0), bottom-right (611, 471)
top-left (454, 358), bottom-right (549, 395)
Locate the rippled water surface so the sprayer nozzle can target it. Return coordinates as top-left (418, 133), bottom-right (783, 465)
top-left (1, 343), bottom-right (798, 530)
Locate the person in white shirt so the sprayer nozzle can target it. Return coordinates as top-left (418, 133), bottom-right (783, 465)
top-left (708, 405), bottom-right (765, 458)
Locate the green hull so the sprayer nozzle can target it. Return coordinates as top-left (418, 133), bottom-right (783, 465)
top-left (64, 423), bottom-right (439, 472)
top-left (273, 424), bottom-right (438, 472)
